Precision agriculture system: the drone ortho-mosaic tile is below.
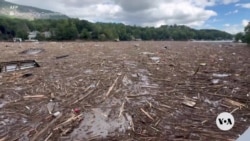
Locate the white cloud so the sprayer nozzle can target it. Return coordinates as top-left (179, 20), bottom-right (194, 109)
top-left (242, 19), bottom-right (249, 27)
top-left (225, 9), bottom-right (238, 15)
top-left (223, 24), bottom-right (243, 34)
top-left (6, 0), bottom-right (218, 27)
top-left (222, 0), bottom-right (239, 5)
top-left (223, 19), bottom-right (249, 34)
top-left (236, 3), bottom-right (250, 8)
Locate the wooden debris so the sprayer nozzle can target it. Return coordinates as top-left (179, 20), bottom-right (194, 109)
top-left (140, 108), bottom-right (154, 121)
top-left (150, 126), bottom-right (160, 132)
top-left (220, 103), bottom-right (231, 109)
top-left (201, 120), bottom-right (208, 125)
top-left (23, 95), bottom-right (47, 99)
top-left (146, 100), bottom-right (152, 108)
top-left (31, 113), bottom-right (62, 141)
top-left (231, 107), bottom-right (239, 114)
top-left (119, 102), bottom-right (125, 117)
top-left (159, 104), bottom-right (174, 109)
top-left (105, 76), bottom-right (119, 97)
top-left (54, 114), bottom-right (83, 131)
top-left (193, 66), bottom-right (200, 76)
top-left (154, 119), bottom-right (161, 126)
top-left (127, 94), bottom-right (151, 98)
top-left (182, 99), bottom-right (196, 107)
top-left (224, 98), bottom-right (246, 109)
top-left (199, 63), bottom-right (207, 66)
top-left (47, 103), bottom-right (55, 114)
top-left (44, 133), bottom-right (53, 141)
top-left (56, 55), bottom-right (69, 59)
top-left (207, 93), bottom-right (233, 98)
top-left (73, 89), bottom-right (95, 104)
top-left (61, 128), bottom-right (72, 136)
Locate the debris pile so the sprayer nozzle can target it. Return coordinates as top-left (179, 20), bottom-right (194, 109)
top-left (20, 48), bottom-right (45, 55)
top-left (0, 41), bottom-right (249, 140)
top-left (0, 60), bottom-right (40, 73)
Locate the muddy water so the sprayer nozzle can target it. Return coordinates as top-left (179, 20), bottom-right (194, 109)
top-left (70, 61), bottom-right (160, 140)
top-left (70, 97), bottom-right (133, 140)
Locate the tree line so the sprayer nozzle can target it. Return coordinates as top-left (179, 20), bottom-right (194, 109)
top-left (235, 22), bottom-right (250, 45)
top-left (0, 17), bottom-right (233, 41)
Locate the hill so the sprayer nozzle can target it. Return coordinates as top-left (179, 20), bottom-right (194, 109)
top-left (0, 0), bottom-right (68, 20)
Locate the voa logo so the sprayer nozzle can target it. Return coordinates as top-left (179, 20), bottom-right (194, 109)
top-left (216, 112), bottom-right (235, 131)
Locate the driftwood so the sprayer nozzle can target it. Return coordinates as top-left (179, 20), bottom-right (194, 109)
top-left (31, 113), bottom-right (62, 141)
top-left (119, 102), bottom-right (125, 117)
top-left (105, 77), bottom-right (119, 97)
top-left (56, 55), bottom-right (69, 59)
top-left (23, 95), bottom-right (47, 99)
top-left (53, 114), bottom-right (83, 131)
top-left (224, 98), bottom-right (246, 109)
top-left (140, 108), bottom-right (154, 121)
top-left (72, 89), bottom-right (95, 104)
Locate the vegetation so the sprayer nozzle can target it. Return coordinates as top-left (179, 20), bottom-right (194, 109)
top-left (234, 22), bottom-right (250, 45)
top-left (0, 17), bottom-right (233, 41)
top-left (245, 22), bottom-right (250, 45)
top-left (235, 32), bottom-right (245, 42)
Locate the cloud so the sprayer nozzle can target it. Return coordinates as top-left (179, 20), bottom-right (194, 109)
top-left (6, 0), bottom-right (217, 27)
top-left (222, 0), bottom-right (239, 5)
top-left (114, 0), bottom-right (153, 12)
top-left (223, 19), bottom-right (248, 34)
top-left (236, 3), bottom-right (250, 8)
top-left (225, 9), bottom-right (238, 15)
top-left (223, 24), bottom-right (243, 34)
top-left (242, 19), bottom-right (249, 27)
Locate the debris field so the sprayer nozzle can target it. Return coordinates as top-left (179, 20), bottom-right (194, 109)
top-left (0, 41), bottom-right (249, 141)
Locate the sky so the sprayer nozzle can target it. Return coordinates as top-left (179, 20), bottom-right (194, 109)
top-left (6, 0), bottom-right (250, 34)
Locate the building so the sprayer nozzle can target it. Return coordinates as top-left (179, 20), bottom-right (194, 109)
top-left (28, 31), bottom-right (39, 40)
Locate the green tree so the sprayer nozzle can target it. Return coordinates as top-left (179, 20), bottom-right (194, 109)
top-left (16, 29), bottom-right (28, 39)
top-left (235, 32), bottom-right (244, 42)
top-left (244, 22), bottom-right (250, 45)
top-left (80, 28), bottom-right (91, 40)
top-left (55, 20), bottom-right (78, 40)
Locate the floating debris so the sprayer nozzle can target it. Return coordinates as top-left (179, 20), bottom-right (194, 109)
top-left (150, 57), bottom-right (160, 63)
top-left (211, 79), bottom-right (220, 84)
top-left (0, 60), bottom-right (40, 73)
top-left (20, 48), bottom-right (45, 55)
top-left (224, 98), bottom-right (246, 109)
top-left (56, 55), bottom-right (69, 59)
top-left (22, 73), bottom-right (33, 78)
top-left (182, 99), bottom-right (196, 107)
top-left (200, 63), bottom-right (207, 66)
top-left (141, 52), bottom-right (154, 55)
top-left (204, 98), bottom-right (220, 107)
top-left (212, 73), bottom-right (231, 78)
top-left (52, 112), bottom-right (61, 117)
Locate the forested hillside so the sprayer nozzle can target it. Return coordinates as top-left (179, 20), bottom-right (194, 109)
top-left (0, 18), bottom-right (233, 41)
